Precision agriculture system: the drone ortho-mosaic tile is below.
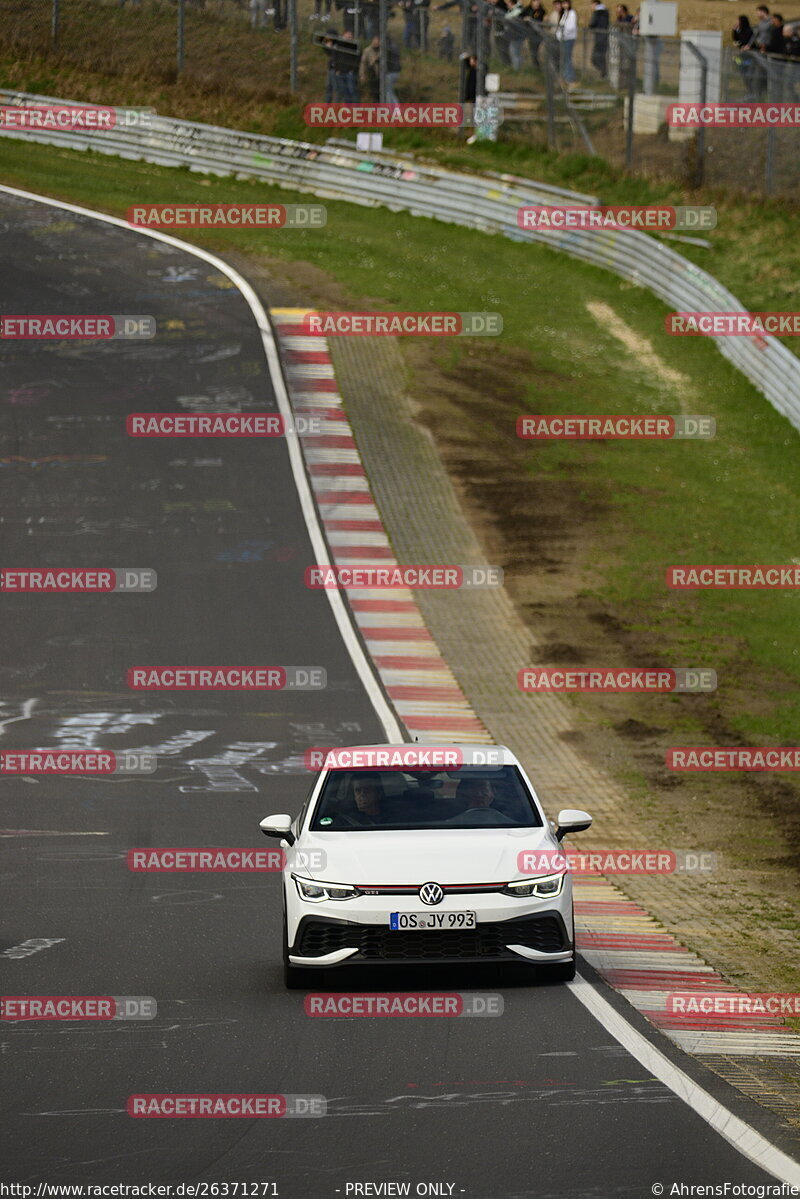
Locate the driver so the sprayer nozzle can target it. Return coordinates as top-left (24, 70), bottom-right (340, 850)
top-left (336, 773), bottom-right (388, 826)
top-left (447, 776), bottom-right (516, 825)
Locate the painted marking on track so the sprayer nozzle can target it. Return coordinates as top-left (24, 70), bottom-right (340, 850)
top-left (2, 938), bottom-right (66, 959)
top-left (0, 830), bottom-right (109, 838)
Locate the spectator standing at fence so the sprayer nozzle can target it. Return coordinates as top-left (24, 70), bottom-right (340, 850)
top-left (312, 0), bottom-right (333, 18)
top-left (417, 0), bottom-right (432, 50)
top-left (762, 11), bottom-right (785, 53)
top-left (487, 0), bottom-right (513, 67)
top-left (321, 27), bottom-right (339, 98)
top-left (360, 34), bottom-right (382, 98)
top-left (749, 5), bottom-right (771, 48)
top-left (250, 0), bottom-right (267, 27)
top-left (556, 0), bottom-right (578, 85)
top-left (505, 0), bottom-right (527, 69)
top-left (589, 0), bottom-right (609, 76)
top-left (615, 4), bottom-right (635, 89)
top-left (783, 23), bottom-right (800, 98)
top-left (385, 38), bottom-right (402, 100)
top-left (436, 0), bottom-right (479, 49)
top-left (461, 49), bottom-right (479, 99)
top-left (545, 0), bottom-right (562, 73)
top-left (524, 0), bottom-right (546, 69)
top-left (732, 15), bottom-right (754, 96)
top-left (400, 0), bottom-right (419, 47)
top-left (438, 23), bottom-right (456, 57)
top-left (335, 30), bottom-right (361, 99)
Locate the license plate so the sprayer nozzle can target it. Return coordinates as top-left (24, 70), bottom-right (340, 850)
top-left (389, 911), bottom-right (477, 930)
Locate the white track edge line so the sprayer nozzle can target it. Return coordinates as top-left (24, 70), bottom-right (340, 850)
top-left (569, 974), bottom-right (800, 1184)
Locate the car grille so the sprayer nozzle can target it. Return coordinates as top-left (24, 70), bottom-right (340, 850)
top-left (295, 915), bottom-right (567, 960)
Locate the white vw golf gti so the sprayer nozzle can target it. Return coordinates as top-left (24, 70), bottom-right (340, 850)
top-left (259, 744), bottom-right (592, 988)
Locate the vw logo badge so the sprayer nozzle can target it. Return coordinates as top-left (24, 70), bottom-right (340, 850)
top-left (419, 881), bottom-right (444, 906)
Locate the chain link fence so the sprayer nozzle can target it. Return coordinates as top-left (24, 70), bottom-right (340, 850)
top-left (2, 0), bottom-right (798, 196)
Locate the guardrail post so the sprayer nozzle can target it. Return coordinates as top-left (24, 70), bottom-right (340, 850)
top-left (379, 0), bottom-right (387, 102)
top-left (624, 36), bottom-right (636, 169)
top-left (765, 126), bottom-right (776, 194)
top-left (176, 0), bottom-right (185, 76)
top-left (543, 36), bottom-right (556, 149)
top-left (288, 0), bottom-right (298, 92)
top-left (476, 0), bottom-right (486, 97)
top-left (681, 39), bottom-right (707, 188)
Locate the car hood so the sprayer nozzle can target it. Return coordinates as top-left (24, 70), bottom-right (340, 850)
top-left (291, 826), bottom-right (559, 885)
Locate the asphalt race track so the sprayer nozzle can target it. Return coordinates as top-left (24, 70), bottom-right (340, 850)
top-left (0, 189), bottom-right (794, 1196)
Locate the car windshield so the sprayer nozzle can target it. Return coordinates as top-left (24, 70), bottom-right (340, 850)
top-left (309, 766), bottom-right (543, 831)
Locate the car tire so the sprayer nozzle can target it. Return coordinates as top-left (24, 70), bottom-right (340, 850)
top-left (282, 908), bottom-right (323, 990)
top-left (284, 961), bottom-right (312, 989)
top-left (541, 956), bottom-right (576, 983)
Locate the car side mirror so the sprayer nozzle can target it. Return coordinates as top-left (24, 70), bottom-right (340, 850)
top-left (555, 808), bottom-right (592, 841)
top-left (259, 814), bottom-right (296, 846)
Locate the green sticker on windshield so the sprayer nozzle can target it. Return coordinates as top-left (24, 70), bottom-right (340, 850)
top-left (320, 817), bottom-right (333, 825)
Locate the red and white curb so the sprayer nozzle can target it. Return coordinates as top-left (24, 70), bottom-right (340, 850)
top-left (272, 306), bottom-right (800, 1060)
top-left (272, 308), bottom-right (486, 745)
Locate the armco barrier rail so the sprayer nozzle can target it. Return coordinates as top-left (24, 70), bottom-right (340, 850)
top-left (1, 89), bottom-right (798, 433)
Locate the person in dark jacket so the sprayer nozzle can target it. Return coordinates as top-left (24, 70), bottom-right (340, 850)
top-left (436, 0), bottom-right (478, 49)
top-left (589, 0), bottom-right (609, 77)
top-left (762, 11), bottom-right (785, 54)
top-left (438, 23), bottom-right (456, 58)
top-left (732, 15), bottom-right (754, 97)
top-left (525, 0), bottom-right (546, 69)
top-left (386, 37), bottom-right (402, 101)
top-left (335, 30), bottom-right (361, 101)
top-left (783, 22), bottom-right (800, 98)
top-left (460, 50), bottom-right (478, 101)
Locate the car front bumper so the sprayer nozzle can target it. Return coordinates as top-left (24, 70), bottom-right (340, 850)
top-left (287, 909), bottom-right (573, 968)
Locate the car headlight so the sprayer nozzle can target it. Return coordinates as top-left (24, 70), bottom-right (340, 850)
top-left (293, 875), bottom-right (359, 902)
top-left (503, 872), bottom-right (564, 898)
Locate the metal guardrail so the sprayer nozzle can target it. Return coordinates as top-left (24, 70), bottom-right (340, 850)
top-left (1, 88), bottom-right (798, 432)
